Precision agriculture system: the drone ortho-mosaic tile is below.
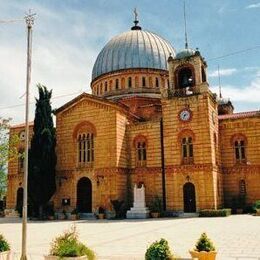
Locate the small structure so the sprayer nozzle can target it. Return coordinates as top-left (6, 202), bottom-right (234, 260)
top-left (127, 184), bottom-right (150, 219)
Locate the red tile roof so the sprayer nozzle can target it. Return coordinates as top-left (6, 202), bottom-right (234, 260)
top-left (11, 121), bottom-right (34, 129)
top-left (218, 111), bottom-right (260, 120)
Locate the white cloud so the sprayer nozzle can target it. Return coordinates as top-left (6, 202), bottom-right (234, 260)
top-left (246, 2), bottom-right (260, 9)
top-left (208, 68), bottom-right (237, 78)
top-left (210, 70), bottom-right (260, 106)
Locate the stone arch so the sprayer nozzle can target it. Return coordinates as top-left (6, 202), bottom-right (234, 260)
top-left (72, 121), bottom-right (97, 139)
top-left (174, 64), bottom-right (196, 89)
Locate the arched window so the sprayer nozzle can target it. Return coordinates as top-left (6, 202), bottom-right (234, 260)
top-left (18, 149), bottom-right (24, 173)
top-left (177, 67), bottom-right (194, 89)
top-left (74, 121), bottom-right (96, 167)
top-left (136, 141), bottom-right (146, 166)
top-left (78, 133), bottom-right (94, 165)
top-left (128, 77), bottom-right (132, 88)
top-left (142, 77), bottom-right (146, 87)
top-left (182, 137), bottom-right (193, 164)
top-left (100, 83), bottom-right (103, 94)
top-left (115, 79), bottom-right (119, 90)
top-left (155, 77), bottom-right (159, 88)
top-left (234, 140), bottom-right (246, 162)
top-left (97, 85), bottom-right (99, 95)
top-left (201, 66), bottom-right (206, 82)
top-left (104, 81), bottom-right (108, 92)
top-left (134, 135), bottom-right (147, 167)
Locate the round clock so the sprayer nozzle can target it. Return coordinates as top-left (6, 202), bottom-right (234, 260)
top-left (179, 109), bottom-right (191, 122)
top-left (19, 130), bottom-right (26, 141)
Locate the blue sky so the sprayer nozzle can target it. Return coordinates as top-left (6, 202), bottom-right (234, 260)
top-left (0, 0), bottom-right (260, 123)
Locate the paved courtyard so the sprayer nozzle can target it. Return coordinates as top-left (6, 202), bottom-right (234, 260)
top-left (0, 215), bottom-right (260, 259)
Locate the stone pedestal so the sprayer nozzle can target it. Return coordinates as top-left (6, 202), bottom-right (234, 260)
top-left (127, 184), bottom-right (150, 219)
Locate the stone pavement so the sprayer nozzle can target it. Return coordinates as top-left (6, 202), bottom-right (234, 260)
top-left (0, 215), bottom-right (260, 259)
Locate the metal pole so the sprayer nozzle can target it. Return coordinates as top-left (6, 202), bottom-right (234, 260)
top-left (21, 11), bottom-right (35, 260)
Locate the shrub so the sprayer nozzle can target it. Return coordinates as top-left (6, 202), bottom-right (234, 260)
top-left (0, 234), bottom-right (10, 252)
top-left (145, 238), bottom-right (174, 260)
top-left (199, 209), bottom-right (231, 217)
top-left (253, 200), bottom-right (260, 210)
top-left (49, 226), bottom-right (95, 259)
top-left (71, 208), bottom-right (78, 215)
top-left (194, 233), bottom-right (215, 252)
top-left (149, 196), bottom-right (163, 213)
top-left (111, 200), bottom-right (124, 219)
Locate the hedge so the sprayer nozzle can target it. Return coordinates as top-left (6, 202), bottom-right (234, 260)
top-left (199, 209), bottom-right (231, 217)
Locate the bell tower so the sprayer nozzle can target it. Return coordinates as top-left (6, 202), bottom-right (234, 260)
top-left (167, 48), bottom-right (208, 96)
top-left (162, 48), bottom-right (223, 212)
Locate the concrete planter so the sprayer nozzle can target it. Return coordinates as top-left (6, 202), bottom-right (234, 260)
top-left (98, 213), bottom-right (105, 219)
top-left (189, 250), bottom-right (217, 260)
top-left (0, 251), bottom-right (11, 260)
top-left (44, 255), bottom-right (88, 260)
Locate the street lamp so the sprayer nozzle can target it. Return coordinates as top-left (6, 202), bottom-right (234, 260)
top-left (20, 10), bottom-right (35, 260)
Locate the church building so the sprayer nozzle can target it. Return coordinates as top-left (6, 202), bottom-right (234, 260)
top-left (6, 15), bottom-right (260, 216)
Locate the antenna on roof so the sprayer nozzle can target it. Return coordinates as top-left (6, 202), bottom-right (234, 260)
top-left (218, 64), bottom-right (223, 98)
top-left (183, 0), bottom-right (189, 49)
top-left (131, 8), bottom-right (142, 30)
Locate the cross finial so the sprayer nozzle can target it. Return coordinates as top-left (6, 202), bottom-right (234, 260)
top-left (134, 8), bottom-right (138, 22)
top-left (131, 7), bottom-right (142, 30)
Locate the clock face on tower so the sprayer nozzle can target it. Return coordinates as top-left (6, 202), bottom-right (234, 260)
top-left (179, 109), bottom-right (192, 122)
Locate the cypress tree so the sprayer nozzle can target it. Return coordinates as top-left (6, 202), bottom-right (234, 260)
top-left (28, 84), bottom-right (56, 217)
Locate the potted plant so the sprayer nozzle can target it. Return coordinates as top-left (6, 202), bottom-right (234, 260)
top-left (145, 238), bottom-right (175, 260)
top-left (253, 200), bottom-right (260, 215)
top-left (70, 209), bottom-right (78, 221)
top-left (98, 207), bottom-right (105, 219)
top-left (0, 233), bottom-right (11, 260)
top-left (149, 196), bottom-right (162, 218)
top-left (45, 226), bottom-right (95, 259)
top-left (189, 232), bottom-right (217, 260)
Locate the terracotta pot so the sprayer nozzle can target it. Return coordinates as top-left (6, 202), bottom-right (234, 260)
top-left (189, 250), bottom-right (217, 260)
top-left (98, 213), bottom-right (105, 219)
top-left (0, 251), bottom-right (11, 260)
top-left (151, 212), bottom-right (159, 218)
top-left (44, 255), bottom-right (88, 260)
top-left (70, 214), bottom-right (77, 220)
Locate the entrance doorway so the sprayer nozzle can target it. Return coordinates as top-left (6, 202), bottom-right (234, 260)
top-left (77, 177), bottom-right (92, 213)
top-left (183, 182), bottom-right (196, 213)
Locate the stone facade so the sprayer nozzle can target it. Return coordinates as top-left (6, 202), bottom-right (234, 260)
top-left (6, 29), bottom-right (260, 216)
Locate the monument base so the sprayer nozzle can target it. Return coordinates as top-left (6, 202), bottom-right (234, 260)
top-left (126, 207), bottom-right (150, 219)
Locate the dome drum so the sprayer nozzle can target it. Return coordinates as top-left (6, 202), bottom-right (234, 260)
top-left (91, 68), bottom-right (169, 98)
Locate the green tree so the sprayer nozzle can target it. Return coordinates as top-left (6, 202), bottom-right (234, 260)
top-left (28, 84), bottom-right (56, 217)
top-left (0, 118), bottom-right (19, 199)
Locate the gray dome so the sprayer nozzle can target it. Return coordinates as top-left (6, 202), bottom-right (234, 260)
top-left (176, 48), bottom-right (196, 59)
top-left (92, 30), bottom-right (175, 80)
